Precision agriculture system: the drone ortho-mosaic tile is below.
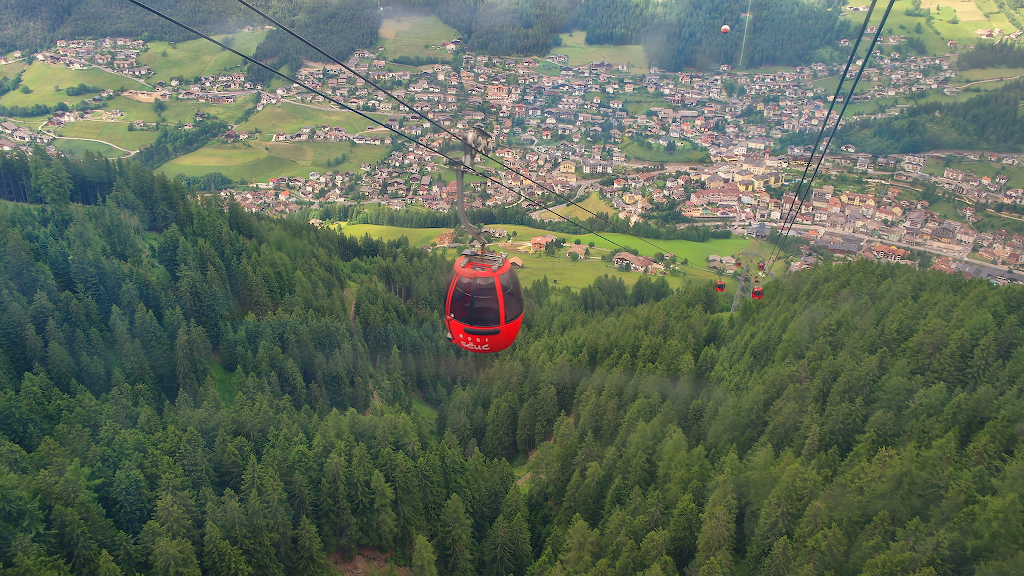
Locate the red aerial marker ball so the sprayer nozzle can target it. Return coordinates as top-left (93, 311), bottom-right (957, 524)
top-left (721, 25), bottom-right (731, 34)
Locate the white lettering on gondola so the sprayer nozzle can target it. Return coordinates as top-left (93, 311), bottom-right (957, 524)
top-left (461, 341), bottom-right (491, 351)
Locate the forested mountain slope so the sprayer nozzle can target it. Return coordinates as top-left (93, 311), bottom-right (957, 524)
top-left (0, 0), bottom-right (253, 51)
top-left (568, 0), bottom-right (848, 71)
top-left (0, 0), bottom-right (846, 72)
top-left (0, 151), bottom-right (1023, 575)
top-left (836, 78), bottom-right (1024, 153)
top-left (0, 0), bottom-right (380, 84)
top-left (425, 0), bottom-right (847, 68)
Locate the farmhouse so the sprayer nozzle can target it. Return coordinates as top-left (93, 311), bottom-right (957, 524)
top-left (613, 252), bottom-right (655, 272)
top-left (531, 235), bottom-right (557, 251)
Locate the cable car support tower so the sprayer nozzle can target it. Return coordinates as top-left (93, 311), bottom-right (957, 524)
top-left (451, 124), bottom-right (494, 250)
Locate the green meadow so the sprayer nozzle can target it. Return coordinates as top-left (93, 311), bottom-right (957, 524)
top-left (101, 94), bottom-right (256, 125)
top-left (56, 120), bottom-right (159, 151)
top-left (237, 101), bottom-right (387, 136)
top-left (54, 138), bottom-right (127, 158)
top-left (535, 61), bottom-right (563, 77)
top-left (1, 62), bottom-right (26, 77)
top-left (336, 224), bottom-right (446, 248)
top-left (379, 16), bottom-right (457, 61)
top-left (335, 223), bottom-right (772, 292)
top-left (620, 94), bottom-right (676, 116)
top-left (0, 62), bottom-right (143, 108)
top-left (924, 157), bottom-right (1024, 188)
top-left (551, 31), bottom-right (648, 75)
top-left (138, 32), bottom-right (266, 84)
top-left (619, 137), bottom-right (708, 162)
top-left (875, 0), bottom-right (1016, 55)
top-left (957, 68), bottom-right (1024, 82)
top-left (535, 190), bottom-right (617, 221)
top-left (843, 86), bottom-right (997, 115)
top-left (158, 140), bottom-right (388, 182)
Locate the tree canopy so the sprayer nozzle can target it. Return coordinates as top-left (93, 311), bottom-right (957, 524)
top-left (0, 152), bottom-right (1023, 575)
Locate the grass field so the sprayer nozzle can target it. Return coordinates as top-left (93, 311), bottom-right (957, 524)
top-left (139, 32), bottom-right (266, 84)
top-left (550, 31), bottom-right (648, 75)
top-left (0, 62), bottom-right (144, 108)
top-left (56, 120), bottom-right (159, 150)
top-left (336, 223), bottom-right (772, 292)
top-left (535, 61), bottom-right (563, 77)
top-left (159, 143), bottom-right (295, 181)
top-left (619, 94), bottom-right (671, 116)
top-left (238, 101), bottom-right (388, 136)
top-left (619, 137), bottom-right (708, 162)
top-left (920, 0), bottom-right (985, 20)
top-left (812, 76), bottom-right (878, 96)
top-left (5, 116), bottom-right (49, 128)
top-left (337, 224), bottom-right (446, 248)
top-left (209, 362), bottom-right (238, 407)
top-left (869, 0), bottom-right (1015, 56)
top-left (956, 68), bottom-right (1024, 82)
top-left (379, 16), bottom-right (457, 61)
top-left (159, 140), bottom-right (389, 182)
top-left (99, 94), bottom-right (257, 125)
top-left (0, 62), bottom-right (26, 77)
top-left (54, 138), bottom-right (126, 158)
top-left (925, 157), bottom-right (1024, 187)
top-left (818, 0), bottom-right (1022, 116)
top-left (535, 190), bottom-right (616, 221)
top-left (844, 85), bottom-right (994, 115)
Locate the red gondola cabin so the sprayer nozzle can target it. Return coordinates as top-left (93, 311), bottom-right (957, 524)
top-left (715, 280), bottom-right (726, 292)
top-left (751, 280), bottom-right (763, 300)
top-left (445, 250), bottom-right (524, 353)
top-left (758, 262), bottom-right (765, 271)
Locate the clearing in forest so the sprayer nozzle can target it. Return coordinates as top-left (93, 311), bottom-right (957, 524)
top-left (159, 140), bottom-right (388, 181)
top-left (550, 31), bottom-right (648, 75)
top-left (919, 0), bottom-right (985, 20)
top-left (379, 16), bottom-right (458, 60)
top-left (0, 62), bottom-right (139, 108)
top-left (139, 31), bottom-right (266, 84)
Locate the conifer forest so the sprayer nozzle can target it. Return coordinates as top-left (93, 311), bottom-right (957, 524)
top-left (0, 152), bottom-right (1023, 575)
top-left (0, 0), bottom-right (846, 72)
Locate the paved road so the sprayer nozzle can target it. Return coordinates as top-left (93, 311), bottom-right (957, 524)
top-left (960, 74), bottom-right (1023, 88)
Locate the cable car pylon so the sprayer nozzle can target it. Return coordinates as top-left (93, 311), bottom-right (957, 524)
top-left (731, 271), bottom-right (745, 312)
top-left (451, 124), bottom-right (492, 248)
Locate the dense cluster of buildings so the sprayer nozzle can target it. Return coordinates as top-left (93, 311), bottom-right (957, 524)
top-left (13, 31), bottom-right (1024, 274)
top-left (37, 37), bottom-right (152, 77)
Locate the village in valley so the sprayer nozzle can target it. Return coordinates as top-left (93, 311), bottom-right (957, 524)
top-left (4, 16), bottom-right (1024, 283)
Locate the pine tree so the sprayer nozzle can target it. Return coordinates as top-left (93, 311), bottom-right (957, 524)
top-left (202, 520), bottom-right (252, 576)
top-left (96, 550), bottom-right (123, 576)
top-left (391, 450), bottom-right (426, 549)
top-left (318, 450), bottom-right (356, 551)
top-left (370, 469), bottom-right (398, 549)
top-left (150, 536), bottom-right (202, 576)
top-left (111, 463), bottom-right (149, 535)
top-left (483, 514), bottom-right (514, 576)
top-left (558, 514), bottom-right (597, 574)
top-left (411, 533), bottom-right (439, 576)
top-left (694, 472), bottom-right (738, 575)
top-left (293, 516), bottom-right (329, 576)
top-left (437, 493), bottom-right (475, 576)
